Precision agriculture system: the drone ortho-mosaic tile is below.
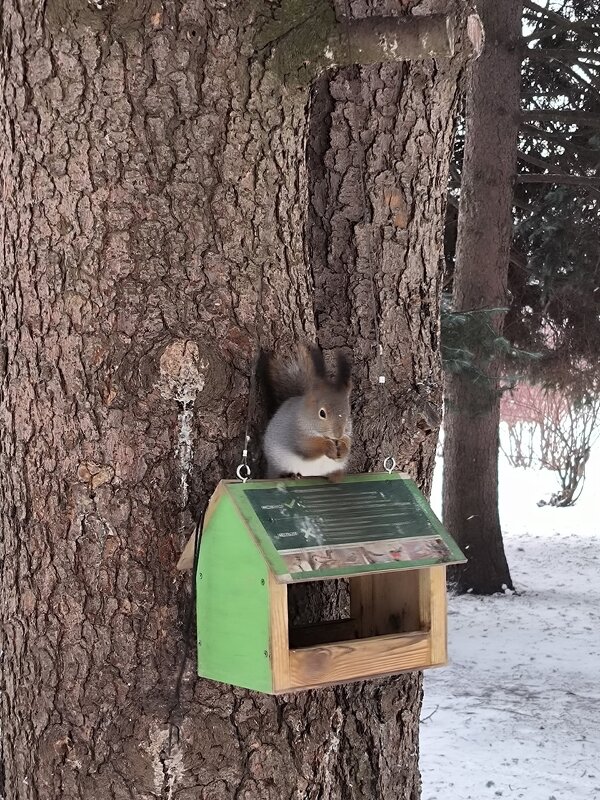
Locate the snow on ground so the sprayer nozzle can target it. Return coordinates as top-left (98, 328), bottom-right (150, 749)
top-left (420, 439), bottom-right (600, 800)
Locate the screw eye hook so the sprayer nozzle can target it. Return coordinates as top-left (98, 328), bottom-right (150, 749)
top-left (236, 463), bottom-right (251, 483)
top-left (383, 456), bottom-right (396, 474)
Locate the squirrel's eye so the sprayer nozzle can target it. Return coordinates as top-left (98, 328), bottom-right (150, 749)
top-left (319, 408), bottom-right (327, 419)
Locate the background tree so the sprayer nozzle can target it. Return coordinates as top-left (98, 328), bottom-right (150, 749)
top-left (442, 0), bottom-right (600, 593)
top-left (0, 1), bottom-right (479, 797)
top-left (511, 0), bottom-right (600, 381)
top-left (442, 0), bottom-right (523, 594)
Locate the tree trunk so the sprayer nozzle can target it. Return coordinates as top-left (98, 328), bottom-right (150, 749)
top-left (1, 1), bottom-right (469, 797)
top-left (442, 0), bottom-right (522, 594)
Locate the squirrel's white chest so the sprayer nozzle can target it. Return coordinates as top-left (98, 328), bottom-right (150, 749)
top-left (270, 449), bottom-right (345, 478)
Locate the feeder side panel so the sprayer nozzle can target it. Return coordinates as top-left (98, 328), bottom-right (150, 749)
top-left (196, 496), bottom-right (273, 693)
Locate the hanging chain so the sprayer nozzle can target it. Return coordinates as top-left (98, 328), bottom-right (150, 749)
top-left (342, 0), bottom-right (396, 474)
top-left (236, 261), bottom-right (266, 482)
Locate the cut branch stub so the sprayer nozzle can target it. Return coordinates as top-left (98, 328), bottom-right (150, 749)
top-left (326, 15), bottom-right (456, 66)
top-left (259, 6), bottom-right (460, 86)
top-left (466, 13), bottom-right (485, 60)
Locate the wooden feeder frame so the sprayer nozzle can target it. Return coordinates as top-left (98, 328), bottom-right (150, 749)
top-left (268, 561), bottom-right (448, 693)
top-left (184, 473), bottom-right (465, 694)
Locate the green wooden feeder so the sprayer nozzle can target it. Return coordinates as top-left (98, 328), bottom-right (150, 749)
top-left (178, 472), bottom-right (465, 694)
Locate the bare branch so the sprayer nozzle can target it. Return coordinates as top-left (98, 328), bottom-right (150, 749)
top-left (523, 0), bottom-right (596, 31)
top-left (544, 60), bottom-right (600, 104)
top-left (516, 173), bottom-right (600, 186)
top-left (520, 123), bottom-right (600, 165)
top-left (517, 151), bottom-right (600, 198)
top-left (518, 150), bottom-right (556, 170)
top-left (521, 110), bottom-right (600, 128)
top-left (525, 48), bottom-right (600, 64)
top-left (522, 2), bottom-right (600, 51)
top-left (523, 19), bottom-right (600, 43)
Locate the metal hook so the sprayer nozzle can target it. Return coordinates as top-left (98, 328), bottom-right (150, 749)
top-left (383, 456), bottom-right (396, 474)
top-left (236, 463), bottom-right (251, 483)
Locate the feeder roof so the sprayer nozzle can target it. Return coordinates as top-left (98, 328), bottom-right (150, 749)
top-left (217, 472), bottom-right (465, 583)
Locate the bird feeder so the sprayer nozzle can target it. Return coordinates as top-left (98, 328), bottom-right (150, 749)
top-left (178, 472), bottom-right (465, 694)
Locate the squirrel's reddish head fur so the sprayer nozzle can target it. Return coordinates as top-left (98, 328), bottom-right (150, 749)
top-left (261, 342), bottom-right (352, 413)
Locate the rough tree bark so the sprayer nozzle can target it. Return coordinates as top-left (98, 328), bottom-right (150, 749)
top-left (1, 1), bottom-right (472, 797)
top-left (442, 0), bottom-right (522, 594)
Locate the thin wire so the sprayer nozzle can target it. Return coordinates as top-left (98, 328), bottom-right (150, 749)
top-left (342, 0), bottom-right (393, 471)
top-left (237, 261), bottom-right (266, 480)
top-left (168, 506), bottom-right (204, 754)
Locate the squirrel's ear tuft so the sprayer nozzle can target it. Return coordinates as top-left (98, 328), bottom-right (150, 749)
top-left (335, 351), bottom-right (352, 390)
top-left (257, 350), bottom-right (279, 416)
top-left (308, 344), bottom-right (327, 380)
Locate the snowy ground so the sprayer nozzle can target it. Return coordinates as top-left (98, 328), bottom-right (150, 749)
top-left (420, 440), bottom-right (600, 800)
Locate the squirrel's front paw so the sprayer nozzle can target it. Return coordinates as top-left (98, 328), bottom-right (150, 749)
top-left (324, 438), bottom-right (339, 460)
top-left (327, 469), bottom-right (345, 483)
top-left (324, 437), bottom-right (351, 460)
top-left (336, 436), bottom-right (351, 459)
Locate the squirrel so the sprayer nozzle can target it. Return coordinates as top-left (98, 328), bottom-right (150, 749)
top-left (261, 343), bottom-right (352, 480)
